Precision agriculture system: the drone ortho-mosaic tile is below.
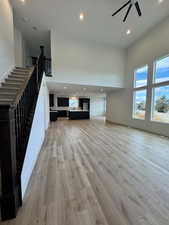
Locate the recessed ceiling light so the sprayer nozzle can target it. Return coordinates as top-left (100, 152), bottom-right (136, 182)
top-left (64, 87), bottom-right (67, 89)
top-left (100, 88), bottom-right (104, 92)
top-left (79, 12), bottom-right (84, 21)
top-left (20, 0), bottom-right (25, 3)
top-left (126, 29), bottom-right (131, 35)
top-left (83, 88), bottom-right (86, 90)
top-left (158, 0), bottom-right (164, 3)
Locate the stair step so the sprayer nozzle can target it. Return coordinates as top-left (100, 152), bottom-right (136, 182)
top-left (13, 69), bottom-right (30, 73)
top-left (0, 96), bottom-right (13, 100)
top-left (0, 85), bottom-right (19, 91)
top-left (9, 75), bottom-right (26, 79)
top-left (15, 66), bottom-right (30, 71)
top-left (6, 77), bottom-right (25, 82)
top-left (0, 92), bottom-right (15, 98)
top-left (11, 72), bottom-right (28, 76)
top-left (2, 83), bottom-right (21, 88)
top-left (0, 99), bottom-right (13, 104)
top-left (0, 86), bottom-right (17, 91)
top-left (5, 79), bottom-right (23, 84)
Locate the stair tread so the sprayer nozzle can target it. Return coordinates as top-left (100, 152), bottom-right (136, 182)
top-left (0, 97), bottom-right (14, 100)
top-left (3, 81), bottom-right (21, 85)
top-left (0, 99), bottom-right (13, 102)
top-left (0, 86), bottom-right (19, 90)
top-left (5, 81), bottom-right (22, 85)
top-left (0, 88), bottom-right (17, 92)
top-left (11, 73), bottom-right (28, 76)
top-left (0, 92), bottom-right (17, 96)
top-left (7, 78), bottom-right (25, 81)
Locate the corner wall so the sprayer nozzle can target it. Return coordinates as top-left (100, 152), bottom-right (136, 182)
top-left (106, 17), bottom-right (169, 137)
top-left (0, 0), bottom-right (15, 82)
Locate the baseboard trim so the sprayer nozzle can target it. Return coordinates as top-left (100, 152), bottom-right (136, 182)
top-left (106, 119), bottom-right (169, 139)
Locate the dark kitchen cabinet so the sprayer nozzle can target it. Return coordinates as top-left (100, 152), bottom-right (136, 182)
top-left (57, 110), bottom-right (68, 117)
top-left (49, 94), bottom-right (54, 107)
top-left (57, 97), bottom-right (69, 107)
top-left (50, 111), bottom-right (58, 121)
top-left (79, 98), bottom-right (90, 111)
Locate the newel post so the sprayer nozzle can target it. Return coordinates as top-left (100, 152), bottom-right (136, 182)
top-left (40, 45), bottom-right (44, 57)
top-left (31, 57), bottom-right (38, 66)
top-left (0, 105), bottom-right (20, 220)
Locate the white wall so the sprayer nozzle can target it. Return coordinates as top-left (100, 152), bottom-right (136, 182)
top-left (106, 17), bottom-right (169, 137)
top-left (90, 97), bottom-right (106, 117)
top-left (14, 28), bottom-right (23, 67)
top-left (14, 27), bottom-right (31, 67)
top-left (22, 39), bottom-right (31, 67)
top-left (21, 77), bottom-right (49, 197)
top-left (51, 31), bottom-right (126, 87)
top-left (0, 0), bottom-right (15, 82)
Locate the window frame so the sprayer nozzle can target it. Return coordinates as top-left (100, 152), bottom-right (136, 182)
top-left (153, 54), bottom-right (169, 84)
top-left (151, 55), bottom-right (169, 124)
top-left (134, 65), bottom-right (148, 89)
top-left (132, 65), bottom-right (148, 120)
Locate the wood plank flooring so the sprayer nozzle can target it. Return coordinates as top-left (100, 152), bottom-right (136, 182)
top-left (2, 118), bottom-right (169, 225)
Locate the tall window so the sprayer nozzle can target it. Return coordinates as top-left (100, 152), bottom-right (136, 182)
top-left (133, 65), bottom-right (148, 120)
top-left (152, 56), bottom-right (169, 123)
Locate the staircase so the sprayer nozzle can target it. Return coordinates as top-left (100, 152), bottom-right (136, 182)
top-left (0, 68), bottom-right (32, 104)
top-left (0, 46), bottom-right (45, 221)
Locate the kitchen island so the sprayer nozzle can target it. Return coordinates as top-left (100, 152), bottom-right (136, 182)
top-left (69, 110), bottom-right (90, 120)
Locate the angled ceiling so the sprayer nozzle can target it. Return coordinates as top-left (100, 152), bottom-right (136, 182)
top-left (11, 0), bottom-right (169, 52)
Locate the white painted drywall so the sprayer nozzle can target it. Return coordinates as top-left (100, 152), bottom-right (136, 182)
top-left (90, 97), bottom-right (106, 117)
top-left (106, 16), bottom-right (169, 137)
top-left (0, 0), bottom-right (15, 81)
top-left (14, 28), bottom-right (23, 67)
top-left (14, 27), bottom-right (31, 67)
top-left (22, 39), bottom-right (31, 67)
top-left (51, 31), bottom-right (126, 87)
top-left (21, 77), bottom-right (49, 197)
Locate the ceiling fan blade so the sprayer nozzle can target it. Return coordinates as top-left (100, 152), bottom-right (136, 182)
top-left (123, 4), bottom-right (132, 22)
top-left (112, 0), bottom-right (131, 17)
top-left (135, 1), bottom-right (142, 17)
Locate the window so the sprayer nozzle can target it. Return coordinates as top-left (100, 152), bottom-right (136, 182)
top-left (133, 90), bottom-right (147, 120)
top-left (152, 86), bottom-right (169, 123)
top-left (151, 56), bottom-right (169, 123)
top-left (154, 56), bottom-right (169, 83)
top-left (69, 97), bottom-right (79, 108)
top-left (134, 65), bottom-right (148, 88)
top-left (133, 66), bottom-right (148, 120)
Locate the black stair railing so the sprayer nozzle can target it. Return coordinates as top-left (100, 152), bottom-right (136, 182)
top-left (44, 57), bottom-right (52, 77)
top-left (0, 46), bottom-right (45, 221)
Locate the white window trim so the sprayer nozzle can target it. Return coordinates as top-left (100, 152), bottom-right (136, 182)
top-left (151, 56), bottom-right (169, 123)
top-left (132, 65), bottom-right (148, 120)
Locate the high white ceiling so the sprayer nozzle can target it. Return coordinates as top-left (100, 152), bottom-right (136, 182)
top-left (11, 0), bottom-right (169, 53)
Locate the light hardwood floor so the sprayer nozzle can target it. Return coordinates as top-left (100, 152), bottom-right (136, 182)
top-left (2, 118), bottom-right (169, 225)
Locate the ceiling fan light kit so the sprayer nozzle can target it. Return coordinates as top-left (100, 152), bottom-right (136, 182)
top-left (112, 0), bottom-right (142, 22)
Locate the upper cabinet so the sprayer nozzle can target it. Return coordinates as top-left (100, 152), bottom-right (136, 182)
top-left (57, 97), bottom-right (69, 107)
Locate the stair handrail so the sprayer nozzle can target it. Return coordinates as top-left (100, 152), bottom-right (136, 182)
top-left (0, 46), bottom-right (45, 221)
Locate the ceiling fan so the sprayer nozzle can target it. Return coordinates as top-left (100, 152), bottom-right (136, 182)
top-left (112, 0), bottom-right (142, 22)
